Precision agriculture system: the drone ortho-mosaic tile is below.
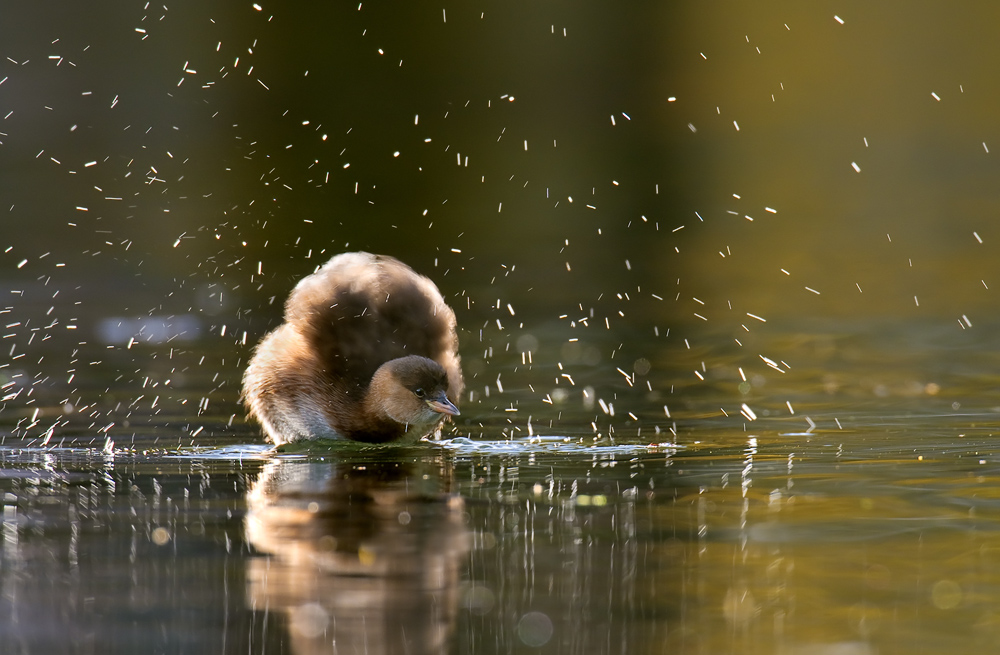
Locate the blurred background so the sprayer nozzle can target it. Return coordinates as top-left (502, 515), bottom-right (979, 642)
top-left (2, 0), bottom-right (1000, 438)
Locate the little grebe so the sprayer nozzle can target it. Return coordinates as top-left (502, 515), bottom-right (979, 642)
top-left (242, 252), bottom-right (463, 444)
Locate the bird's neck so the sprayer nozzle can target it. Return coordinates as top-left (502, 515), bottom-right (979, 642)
top-left (357, 368), bottom-right (407, 436)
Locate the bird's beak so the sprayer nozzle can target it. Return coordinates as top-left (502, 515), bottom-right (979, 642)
top-left (426, 392), bottom-right (460, 416)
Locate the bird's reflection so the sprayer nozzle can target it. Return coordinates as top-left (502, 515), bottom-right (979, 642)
top-left (244, 449), bottom-right (470, 654)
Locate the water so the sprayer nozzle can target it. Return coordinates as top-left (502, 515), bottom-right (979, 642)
top-left (0, 318), bottom-right (999, 653)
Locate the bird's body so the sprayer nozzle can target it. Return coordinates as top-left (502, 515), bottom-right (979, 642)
top-left (243, 252), bottom-right (463, 444)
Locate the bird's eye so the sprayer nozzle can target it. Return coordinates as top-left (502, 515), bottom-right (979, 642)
top-left (414, 388), bottom-right (425, 398)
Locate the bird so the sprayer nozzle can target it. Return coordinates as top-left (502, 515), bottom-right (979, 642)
top-left (242, 252), bottom-right (463, 444)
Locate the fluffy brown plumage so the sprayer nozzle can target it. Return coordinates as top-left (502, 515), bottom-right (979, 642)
top-left (242, 252), bottom-right (463, 444)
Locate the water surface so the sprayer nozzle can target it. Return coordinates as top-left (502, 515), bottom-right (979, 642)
top-left (1, 318), bottom-right (999, 654)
